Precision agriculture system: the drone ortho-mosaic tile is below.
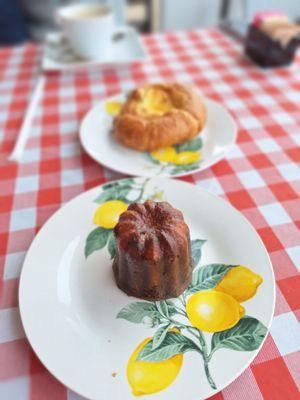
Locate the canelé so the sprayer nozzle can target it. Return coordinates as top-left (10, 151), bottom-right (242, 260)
top-left (113, 200), bottom-right (193, 300)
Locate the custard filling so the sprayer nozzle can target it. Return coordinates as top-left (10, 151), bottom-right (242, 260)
top-left (136, 88), bottom-right (174, 116)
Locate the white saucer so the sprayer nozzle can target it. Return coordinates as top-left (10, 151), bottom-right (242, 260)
top-left (19, 177), bottom-right (275, 400)
top-left (42, 28), bottom-right (147, 72)
top-left (80, 92), bottom-right (237, 177)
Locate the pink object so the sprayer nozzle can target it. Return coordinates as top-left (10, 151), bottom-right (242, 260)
top-left (253, 11), bottom-right (288, 27)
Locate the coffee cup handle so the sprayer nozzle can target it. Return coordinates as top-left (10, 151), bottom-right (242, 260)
top-left (55, 10), bottom-right (62, 26)
top-left (111, 26), bottom-right (132, 42)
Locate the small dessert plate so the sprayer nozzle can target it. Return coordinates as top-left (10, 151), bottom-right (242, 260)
top-left (19, 177), bottom-right (275, 400)
top-left (80, 92), bottom-right (237, 177)
top-left (42, 28), bottom-right (147, 72)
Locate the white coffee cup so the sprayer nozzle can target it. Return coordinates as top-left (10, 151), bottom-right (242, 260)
top-left (56, 3), bottom-right (127, 60)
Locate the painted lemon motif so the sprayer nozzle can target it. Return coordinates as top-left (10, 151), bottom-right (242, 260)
top-left (174, 151), bottom-right (200, 165)
top-left (151, 147), bottom-right (177, 163)
top-left (216, 266), bottom-right (263, 302)
top-left (93, 200), bottom-right (128, 229)
top-left (151, 147), bottom-right (200, 165)
top-left (154, 191), bottom-right (163, 200)
top-left (186, 290), bottom-right (245, 333)
top-left (127, 336), bottom-right (183, 396)
top-left (105, 101), bottom-right (123, 116)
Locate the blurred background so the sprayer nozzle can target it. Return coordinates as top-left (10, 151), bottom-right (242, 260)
top-left (1, 0), bottom-right (300, 44)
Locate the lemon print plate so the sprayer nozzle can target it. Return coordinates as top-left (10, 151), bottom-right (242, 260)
top-left (80, 91), bottom-right (237, 178)
top-left (19, 178), bottom-right (275, 400)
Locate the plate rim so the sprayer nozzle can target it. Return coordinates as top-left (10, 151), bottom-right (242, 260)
top-left (79, 93), bottom-right (238, 178)
top-left (19, 177), bottom-right (275, 400)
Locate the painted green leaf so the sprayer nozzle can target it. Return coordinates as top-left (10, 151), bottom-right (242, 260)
top-left (108, 232), bottom-right (116, 259)
top-left (156, 301), bottom-right (170, 318)
top-left (120, 178), bottom-right (135, 186)
top-left (165, 300), bottom-right (177, 316)
top-left (175, 137), bottom-right (203, 152)
top-left (116, 186), bottom-right (132, 201)
top-left (188, 264), bottom-right (236, 294)
top-left (211, 316), bottom-right (268, 355)
top-left (152, 324), bottom-right (171, 350)
top-left (94, 187), bottom-right (131, 204)
top-left (102, 178), bottom-right (134, 190)
top-left (101, 181), bottom-right (119, 190)
top-left (191, 239), bottom-right (206, 267)
top-left (85, 227), bottom-right (110, 258)
top-left (170, 163), bottom-right (200, 175)
top-left (137, 332), bottom-right (198, 362)
top-left (95, 179), bottom-right (134, 204)
top-left (93, 188), bottom-right (118, 204)
top-left (117, 302), bottom-right (160, 324)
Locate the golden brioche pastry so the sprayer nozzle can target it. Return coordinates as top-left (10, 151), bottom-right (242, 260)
top-left (114, 83), bottom-right (207, 151)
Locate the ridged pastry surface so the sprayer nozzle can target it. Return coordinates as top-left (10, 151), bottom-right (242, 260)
top-left (113, 200), bottom-right (193, 300)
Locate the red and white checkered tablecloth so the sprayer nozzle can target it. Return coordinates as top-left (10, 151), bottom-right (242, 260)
top-left (0, 28), bottom-right (299, 400)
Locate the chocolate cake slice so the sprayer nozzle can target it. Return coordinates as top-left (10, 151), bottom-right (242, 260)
top-left (245, 12), bottom-right (300, 67)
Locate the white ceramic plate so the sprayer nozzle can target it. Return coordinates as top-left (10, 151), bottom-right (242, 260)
top-left (80, 92), bottom-right (237, 177)
top-left (42, 28), bottom-right (147, 72)
top-left (19, 178), bottom-right (275, 400)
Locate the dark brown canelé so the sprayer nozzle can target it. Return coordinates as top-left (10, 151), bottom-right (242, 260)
top-left (113, 200), bottom-right (193, 300)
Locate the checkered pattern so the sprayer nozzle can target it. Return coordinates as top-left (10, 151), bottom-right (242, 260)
top-left (0, 29), bottom-right (299, 400)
